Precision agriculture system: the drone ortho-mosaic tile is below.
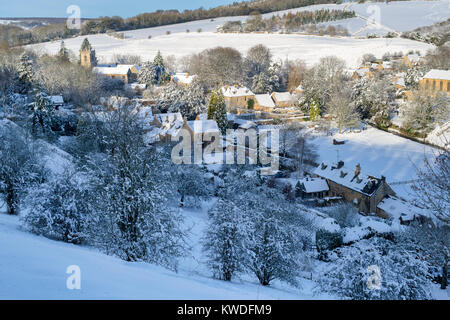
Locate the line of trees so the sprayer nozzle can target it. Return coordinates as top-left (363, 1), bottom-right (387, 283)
top-left (220, 9), bottom-right (355, 33)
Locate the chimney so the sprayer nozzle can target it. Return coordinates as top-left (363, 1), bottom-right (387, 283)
top-left (350, 164), bottom-right (361, 182)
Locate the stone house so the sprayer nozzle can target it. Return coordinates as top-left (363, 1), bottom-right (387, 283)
top-left (312, 161), bottom-right (396, 214)
top-left (419, 69), bottom-right (450, 96)
top-left (221, 86), bottom-right (255, 111)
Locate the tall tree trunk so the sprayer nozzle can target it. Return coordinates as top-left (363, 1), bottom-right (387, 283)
top-left (6, 185), bottom-right (17, 215)
top-left (441, 259), bottom-right (448, 290)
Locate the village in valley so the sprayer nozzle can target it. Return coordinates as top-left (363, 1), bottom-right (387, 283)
top-left (0, 0), bottom-right (449, 300)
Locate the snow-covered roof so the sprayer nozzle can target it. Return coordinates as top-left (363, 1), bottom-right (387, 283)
top-left (355, 67), bottom-right (370, 77)
top-left (155, 112), bottom-right (184, 137)
top-left (377, 196), bottom-right (427, 222)
top-left (299, 178), bottom-right (329, 193)
top-left (188, 120), bottom-right (220, 134)
top-left (426, 121), bottom-right (450, 149)
top-left (395, 77), bottom-right (405, 87)
top-left (133, 106), bottom-right (153, 129)
top-left (271, 92), bottom-right (294, 102)
top-left (296, 84), bottom-right (303, 91)
top-left (221, 86), bottom-right (254, 97)
top-left (93, 64), bottom-right (131, 75)
top-left (255, 94), bottom-right (275, 108)
top-left (49, 95), bottom-right (64, 105)
top-left (313, 161), bottom-right (383, 196)
top-left (238, 121), bottom-right (257, 130)
top-left (196, 113), bottom-right (208, 121)
top-left (156, 112), bottom-right (183, 124)
top-left (126, 83), bottom-right (147, 90)
top-left (382, 61), bottom-right (392, 69)
top-left (370, 63), bottom-right (379, 70)
top-left (422, 69), bottom-right (450, 81)
top-left (172, 73), bottom-right (197, 85)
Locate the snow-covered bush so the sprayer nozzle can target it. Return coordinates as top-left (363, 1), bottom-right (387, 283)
top-left (177, 165), bottom-right (211, 208)
top-left (318, 237), bottom-right (432, 300)
top-left (326, 203), bottom-right (360, 228)
top-left (23, 170), bottom-right (91, 244)
top-left (316, 229), bottom-right (343, 257)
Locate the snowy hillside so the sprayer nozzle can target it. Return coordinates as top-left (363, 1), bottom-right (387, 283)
top-left (0, 207), bottom-right (330, 299)
top-left (118, 1), bottom-right (450, 39)
top-left (28, 1), bottom-right (449, 68)
top-left (30, 33), bottom-right (434, 69)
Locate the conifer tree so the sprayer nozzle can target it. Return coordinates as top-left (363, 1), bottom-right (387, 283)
top-left (213, 90), bottom-right (228, 135)
top-left (207, 91), bottom-right (218, 120)
top-left (309, 99), bottom-right (321, 121)
top-left (16, 53), bottom-right (34, 93)
top-left (57, 41), bottom-right (70, 63)
top-left (29, 86), bottom-right (55, 138)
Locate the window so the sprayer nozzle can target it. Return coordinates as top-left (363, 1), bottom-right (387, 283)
top-left (426, 79), bottom-right (429, 88)
top-left (440, 81), bottom-right (443, 90)
top-left (432, 80), bottom-right (436, 90)
top-left (448, 82), bottom-right (450, 92)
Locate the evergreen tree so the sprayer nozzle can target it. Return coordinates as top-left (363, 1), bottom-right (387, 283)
top-left (252, 72), bottom-right (271, 94)
top-left (16, 53), bottom-right (34, 93)
top-left (213, 90), bottom-right (228, 135)
top-left (28, 86), bottom-right (55, 138)
top-left (153, 50), bottom-right (169, 84)
top-left (57, 40), bottom-right (70, 63)
top-left (207, 91), bottom-right (218, 120)
top-left (309, 99), bottom-right (321, 121)
top-left (138, 61), bottom-right (158, 86)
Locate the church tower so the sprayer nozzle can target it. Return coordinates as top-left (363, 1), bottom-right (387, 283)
top-left (80, 38), bottom-right (97, 69)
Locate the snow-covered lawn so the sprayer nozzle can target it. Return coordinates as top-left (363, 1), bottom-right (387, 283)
top-left (0, 208), bottom-right (328, 299)
top-left (30, 32), bottom-right (434, 69)
top-left (309, 126), bottom-right (439, 200)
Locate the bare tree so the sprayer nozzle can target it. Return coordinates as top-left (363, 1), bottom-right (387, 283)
top-left (195, 47), bottom-right (244, 88)
top-left (329, 88), bottom-right (360, 133)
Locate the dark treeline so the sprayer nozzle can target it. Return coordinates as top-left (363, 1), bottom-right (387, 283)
top-left (220, 9), bottom-right (355, 33)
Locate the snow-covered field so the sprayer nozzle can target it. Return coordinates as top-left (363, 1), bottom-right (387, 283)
top-left (31, 33), bottom-right (434, 69)
top-left (28, 1), bottom-right (448, 68)
top-left (117, 1), bottom-right (450, 38)
top-left (0, 205), bottom-right (328, 299)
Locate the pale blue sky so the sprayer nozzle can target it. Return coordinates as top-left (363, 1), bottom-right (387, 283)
top-left (0, 0), bottom-right (240, 18)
